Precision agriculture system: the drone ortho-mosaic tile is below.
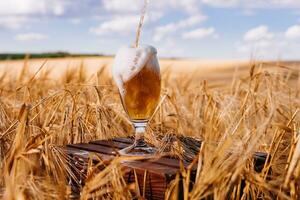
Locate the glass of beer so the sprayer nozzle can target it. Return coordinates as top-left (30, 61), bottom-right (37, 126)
top-left (112, 45), bottom-right (161, 156)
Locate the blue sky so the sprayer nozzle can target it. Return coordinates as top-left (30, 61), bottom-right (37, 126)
top-left (1, 0), bottom-right (300, 60)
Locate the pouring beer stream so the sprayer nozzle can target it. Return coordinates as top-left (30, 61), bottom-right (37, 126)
top-left (112, 0), bottom-right (161, 155)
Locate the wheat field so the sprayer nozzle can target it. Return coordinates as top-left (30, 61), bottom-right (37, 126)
top-left (0, 57), bottom-right (300, 199)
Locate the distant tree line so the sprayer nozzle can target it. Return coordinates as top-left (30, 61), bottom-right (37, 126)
top-left (0, 52), bottom-right (106, 60)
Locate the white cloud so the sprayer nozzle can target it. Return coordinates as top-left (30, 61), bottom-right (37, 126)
top-left (90, 3), bottom-right (164, 37)
top-left (285, 25), bottom-right (300, 39)
top-left (155, 38), bottom-right (184, 58)
top-left (173, 0), bottom-right (201, 14)
top-left (89, 15), bottom-right (139, 36)
top-left (0, 16), bottom-right (28, 29)
top-left (182, 27), bottom-right (217, 39)
top-left (15, 33), bottom-right (48, 41)
top-left (0, 0), bottom-right (46, 15)
top-left (147, 11), bottom-right (164, 22)
top-left (241, 9), bottom-right (256, 16)
top-left (237, 25), bottom-right (292, 59)
top-left (178, 15), bottom-right (207, 27)
top-left (153, 24), bottom-right (177, 42)
top-left (102, 0), bottom-right (143, 13)
top-left (236, 40), bottom-right (285, 59)
top-left (0, 0), bottom-right (73, 29)
top-left (243, 25), bottom-right (274, 41)
top-left (201, 0), bottom-right (238, 7)
top-left (90, 11), bottom-right (204, 38)
top-left (102, 0), bottom-right (201, 14)
top-left (70, 18), bottom-right (82, 25)
top-left (153, 14), bottom-right (207, 42)
top-left (0, 0), bottom-right (67, 16)
top-left (201, 0), bottom-right (300, 8)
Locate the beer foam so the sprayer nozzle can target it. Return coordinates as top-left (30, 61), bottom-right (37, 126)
top-left (112, 45), bottom-right (158, 93)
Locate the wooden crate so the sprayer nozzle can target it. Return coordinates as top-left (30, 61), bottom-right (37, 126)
top-left (64, 137), bottom-right (268, 199)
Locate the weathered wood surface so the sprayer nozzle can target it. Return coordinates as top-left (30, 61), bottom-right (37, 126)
top-left (65, 137), bottom-right (268, 200)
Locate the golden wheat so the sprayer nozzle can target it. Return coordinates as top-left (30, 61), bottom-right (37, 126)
top-left (0, 59), bottom-right (300, 199)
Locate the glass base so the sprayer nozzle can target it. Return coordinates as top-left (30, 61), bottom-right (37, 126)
top-left (119, 120), bottom-right (157, 157)
top-left (118, 138), bottom-right (157, 156)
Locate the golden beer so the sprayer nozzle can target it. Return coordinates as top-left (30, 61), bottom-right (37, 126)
top-left (120, 59), bottom-right (161, 121)
top-left (112, 45), bottom-right (161, 155)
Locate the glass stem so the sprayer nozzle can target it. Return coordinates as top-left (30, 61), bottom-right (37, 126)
top-left (133, 121), bottom-right (148, 147)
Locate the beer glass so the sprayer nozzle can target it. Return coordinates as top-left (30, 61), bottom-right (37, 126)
top-left (112, 45), bottom-right (161, 156)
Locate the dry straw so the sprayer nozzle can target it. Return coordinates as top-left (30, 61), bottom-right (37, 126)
top-left (0, 57), bottom-right (300, 199)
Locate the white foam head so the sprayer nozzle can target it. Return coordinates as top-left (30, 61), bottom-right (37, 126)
top-left (112, 44), bottom-right (158, 93)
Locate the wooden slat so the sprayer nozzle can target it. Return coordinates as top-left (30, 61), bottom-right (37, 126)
top-left (113, 137), bottom-right (134, 144)
top-left (68, 142), bottom-right (267, 173)
top-left (124, 169), bottom-right (167, 200)
top-left (121, 160), bottom-right (179, 174)
top-left (67, 143), bottom-right (181, 175)
top-left (67, 150), bottom-right (179, 175)
top-left (253, 151), bottom-right (268, 173)
top-left (66, 146), bottom-right (91, 157)
top-left (90, 140), bottom-right (129, 149)
top-left (66, 146), bottom-right (112, 162)
top-left (65, 137), bottom-right (269, 200)
top-left (90, 140), bottom-right (186, 168)
top-left (67, 143), bottom-right (117, 155)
